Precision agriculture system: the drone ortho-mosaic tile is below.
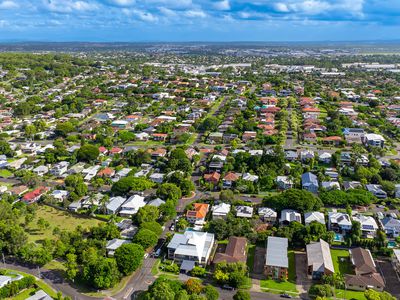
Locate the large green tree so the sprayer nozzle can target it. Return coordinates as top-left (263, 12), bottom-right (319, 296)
top-left (114, 243), bottom-right (144, 275)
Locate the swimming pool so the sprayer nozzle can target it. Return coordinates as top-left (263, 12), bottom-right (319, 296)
top-left (388, 241), bottom-right (397, 248)
top-left (334, 233), bottom-right (344, 242)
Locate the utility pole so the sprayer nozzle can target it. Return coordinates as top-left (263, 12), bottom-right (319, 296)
top-left (1, 252), bottom-right (5, 267)
top-left (37, 266), bottom-right (41, 279)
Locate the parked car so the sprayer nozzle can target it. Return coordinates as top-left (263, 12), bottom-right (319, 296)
top-left (280, 294), bottom-right (292, 298)
top-left (222, 284), bottom-right (235, 291)
top-left (144, 253), bottom-right (149, 259)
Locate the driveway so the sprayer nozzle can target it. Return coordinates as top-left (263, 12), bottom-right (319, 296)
top-left (252, 246), bottom-right (266, 275)
top-left (377, 260), bottom-right (400, 299)
top-left (295, 251), bottom-right (312, 299)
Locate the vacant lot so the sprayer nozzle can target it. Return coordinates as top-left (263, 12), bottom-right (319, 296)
top-left (22, 205), bottom-right (103, 243)
top-left (331, 249), bottom-right (354, 275)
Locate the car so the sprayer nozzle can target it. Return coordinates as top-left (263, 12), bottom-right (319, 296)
top-left (244, 199), bottom-right (252, 203)
top-left (170, 224), bottom-right (175, 231)
top-left (154, 249), bottom-right (161, 257)
top-left (221, 284), bottom-right (235, 291)
top-left (280, 294), bottom-right (292, 298)
top-left (144, 253), bottom-right (149, 259)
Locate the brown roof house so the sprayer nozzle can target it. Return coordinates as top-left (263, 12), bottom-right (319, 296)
top-left (213, 236), bottom-right (247, 264)
top-left (345, 248), bottom-right (385, 292)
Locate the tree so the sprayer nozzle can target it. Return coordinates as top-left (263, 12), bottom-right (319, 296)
top-left (0, 141), bottom-right (14, 157)
top-left (308, 284), bottom-right (333, 298)
top-left (118, 130), bottom-right (135, 143)
top-left (219, 190), bottom-right (235, 202)
top-left (133, 228), bottom-right (159, 249)
top-left (114, 243), bottom-right (144, 275)
top-left (364, 289), bottom-right (396, 300)
top-left (140, 221), bottom-right (163, 236)
top-left (264, 189), bottom-right (322, 213)
top-left (233, 290), bottom-right (251, 300)
top-left (24, 124), bottom-right (36, 140)
top-left (199, 116), bottom-right (219, 132)
top-left (82, 256), bottom-right (120, 289)
top-left (157, 183), bottom-right (182, 202)
top-left (77, 144), bottom-right (100, 162)
top-left (185, 278), bottom-right (203, 294)
top-left (149, 281), bottom-right (175, 300)
top-left (176, 218), bottom-right (189, 230)
top-left (137, 206), bottom-right (160, 224)
top-left (65, 253), bottom-right (78, 280)
top-left (55, 122), bottom-right (75, 137)
top-left (111, 176), bottom-right (155, 195)
top-left (203, 285), bottom-right (219, 300)
top-left (190, 266), bottom-right (206, 277)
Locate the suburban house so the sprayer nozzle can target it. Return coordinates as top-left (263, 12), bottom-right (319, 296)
top-left (302, 172), bottom-right (319, 193)
top-left (352, 215), bottom-right (379, 238)
top-left (22, 186), bottom-right (48, 204)
top-left (343, 128), bottom-right (365, 144)
top-left (276, 176), bottom-right (294, 190)
top-left (258, 207), bottom-right (277, 223)
top-left (304, 212), bottom-right (325, 225)
top-left (265, 237), bottom-right (288, 280)
top-left (203, 172), bottom-right (221, 185)
top-left (345, 248), bottom-right (385, 292)
top-left (119, 195), bottom-right (146, 217)
top-left (222, 172), bottom-right (240, 188)
top-left (50, 190), bottom-right (69, 202)
top-left (306, 239), bottom-right (334, 279)
top-left (364, 133), bottom-right (385, 148)
top-left (106, 196), bottom-right (126, 215)
top-left (380, 217), bottom-right (400, 237)
top-left (328, 212), bottom-right (352, 232)
top-left (186, 203), bottom-right (209, 224)
top-left (213, 236), bottom-right (247, 264)
top-left (211, 202), bottom-right (231, 219)
top-left (318, 152), bottom-right (332, 164)
top-left (321, 181), bottom-right (341, 190)
top-left (147, 198), bottom-right (166, 208)
top-left (167, 230), bottom-right (215, 266)
top-left (50, 161), bottom-right (69, 176)
top-left (236, 206), bottom-right (254, 218)
top-left (366, 184), bottom-right (387, 199)
top-left (33, 165), bottom-right (49, 176)
top-left (280, 209), bottom-right (301, 225)
top-left (106, 238), bottom-right (131, 256)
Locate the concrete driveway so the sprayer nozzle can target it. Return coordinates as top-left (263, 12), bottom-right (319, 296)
top-left (295, 251), bottom-right (312, 299)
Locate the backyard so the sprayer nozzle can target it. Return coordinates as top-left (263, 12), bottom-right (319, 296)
top-left (22, 205), bottom-right (103, 243)
top-left (330, 249), bottom-right (355, 275)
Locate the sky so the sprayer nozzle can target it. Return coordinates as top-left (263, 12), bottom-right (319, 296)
top-left (0, 0), bottom-right (399, 42)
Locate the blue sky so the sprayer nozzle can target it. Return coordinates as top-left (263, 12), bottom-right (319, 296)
top-left (0, 0), bottom-right (399, 42)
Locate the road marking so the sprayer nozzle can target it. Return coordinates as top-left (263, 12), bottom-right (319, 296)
top-left (123, 287), bottom-right (133, 299)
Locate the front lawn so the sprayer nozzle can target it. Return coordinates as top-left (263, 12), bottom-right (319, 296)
top-left (333, 289), bottom-right (367, 300)
top-left (288, 250), bottom-right (296, 282)
top-left (260, 280), bottom-right (298, 292)
top-left (330, 249), bottom-right (354, 275)
top-left (21, 205), bottom-right (103, 243)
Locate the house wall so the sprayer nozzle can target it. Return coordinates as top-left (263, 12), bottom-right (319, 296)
top-left (265, 265), bottom-right (288, 280)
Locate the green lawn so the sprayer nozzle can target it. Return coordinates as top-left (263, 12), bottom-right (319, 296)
top-left (246, 244), bottom-right (256, 273)
top-left (288, 250), bottom-right (296, 282)
top-left (333, 289), bottom-right (367, 300)
top-left (10, 288), bottom-right (36, 300)
top-left (260, 279), bottom-right (298, 296)
top-left (330, 249), bottom-right (354, 275)
top-left (22, 205), bottom-right (103, 243)
top-left (0, 169), bottom-right (13, 178)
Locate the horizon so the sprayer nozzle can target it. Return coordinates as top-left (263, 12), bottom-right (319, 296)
top-left (0, 0), bottom-right (399, 42)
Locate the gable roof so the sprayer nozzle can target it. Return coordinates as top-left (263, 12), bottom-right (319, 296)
top-left (187, 203), bottom-right (209, 219)
top-left (213, 236), bottom-right (247, 264)
top-left (306, 239), bottom-right (334, 274)
top-left (350, 248), bottom-right (376, 274)
top-left (265, 236), bottom-right (288, 268)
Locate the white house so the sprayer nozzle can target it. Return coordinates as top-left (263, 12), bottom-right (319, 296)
top-left (321, 181), bottom-right (341, 190)
top-left (304, 212), bottom-right (325, 225)
top-left (236, 206), bottom-right (254, 218)
top-left (366, 184), bottom-right (387, 199)
top-left (352, 214), bottom-right (378, 238)
top-left (276, 176), bottom-right (294, 190)
top-left (119, 195), bottom-right (146, 217)
top-left (50, 161), bottom-right (69, 176)
top-left (33, 165), bottom-right (49, 176)
top-left (167, 230), bottom-right (215, 265)
top-left (106, 196), bottom-right (126, 215)
top-left (212, 203), bottom-right (231, 219)
top-left (106, 238), bottom-right (131, 256)
top-left (280, 209), bottom-right (301, 225)
top-left (50, 190), bottom-right (69, 202)
top-left (258, 207), bottom-right (277, 223)
top-left (328, 212), bottom-right (352, 232)
top-left (364, 133), bottom-right (385, 148)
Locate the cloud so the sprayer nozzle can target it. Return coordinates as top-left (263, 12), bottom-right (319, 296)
top-left (122, 8), bottom-right (158, 22)
top-left (213, 0), bottom-right (230, 11)
top-left (0, 1), bottom-right (18, 9)
top-left (184, 9), bottom-right (207, 18)
top-left (43, 0), bottom-right (98, 13)
top-left (103, 0), bottom-right (135, 6)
